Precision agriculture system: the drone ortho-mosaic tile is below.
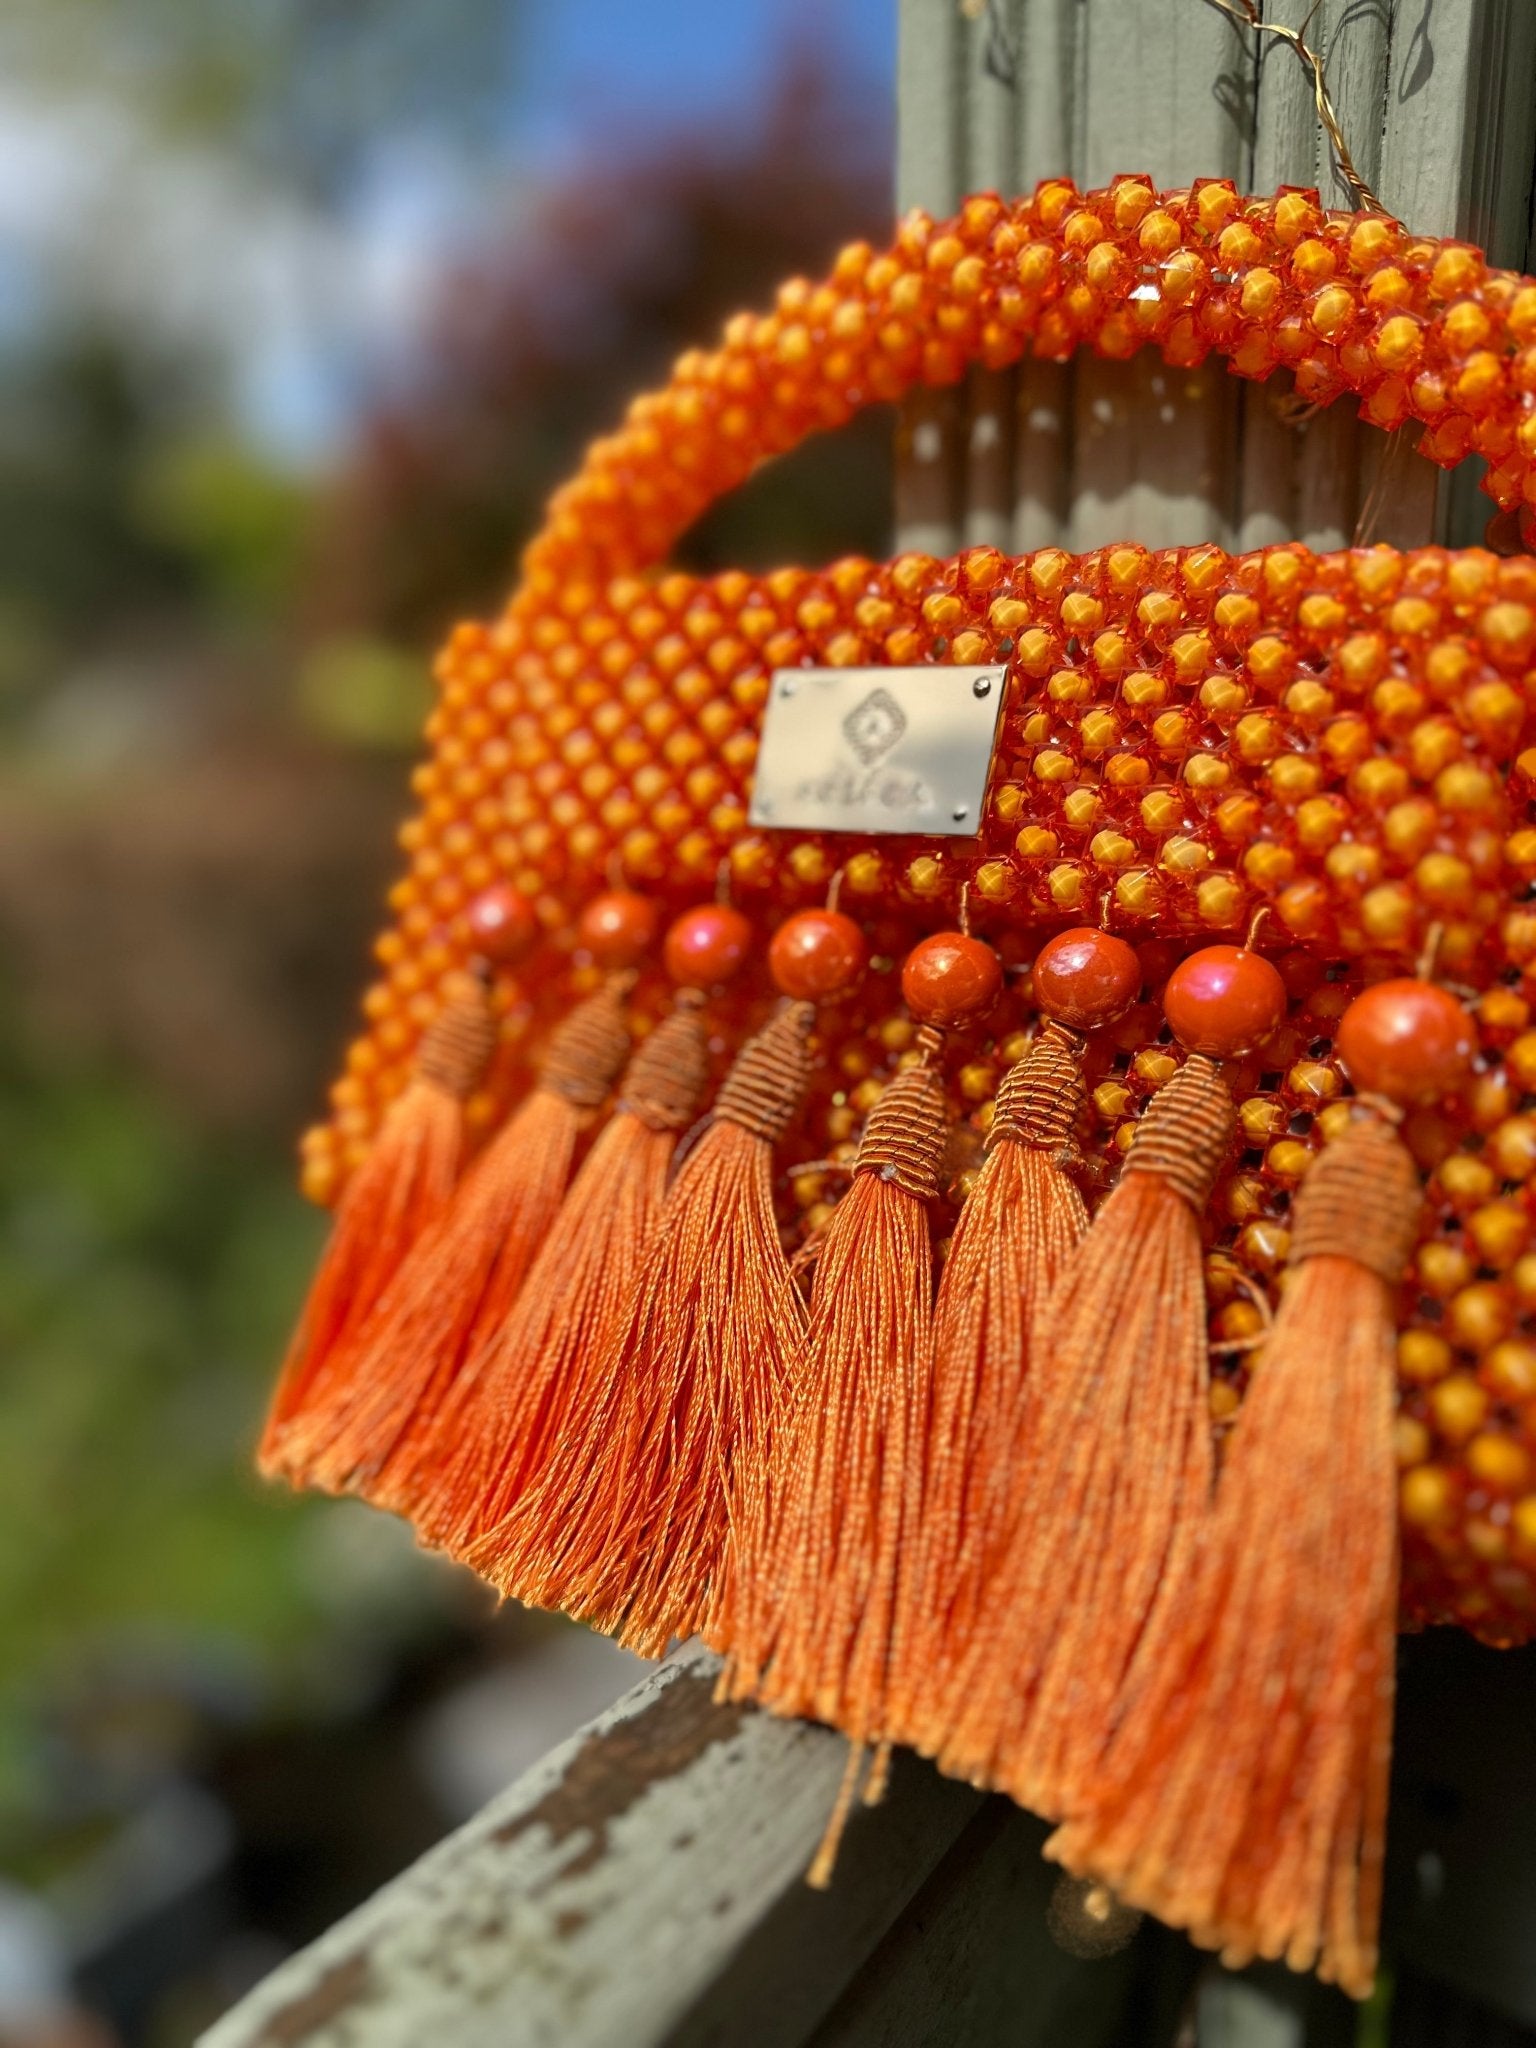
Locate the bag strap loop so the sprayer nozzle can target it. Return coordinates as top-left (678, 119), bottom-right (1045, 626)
top-left (510, 177), bottom-right (1536, 605)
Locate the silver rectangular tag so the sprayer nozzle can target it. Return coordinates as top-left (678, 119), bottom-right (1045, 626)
top-left (749, 665), bottom-right (1007, 838)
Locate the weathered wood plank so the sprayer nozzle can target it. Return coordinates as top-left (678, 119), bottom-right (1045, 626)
top-left (197, 1648), bottom-right (984, 2048)
top-left (961, 1), bottom-right (1020, 550)
top-left (901, 0), bottom-right (1536, 561)
top-left (803, 1802), bottom-right (1189, 2048)
top-left (1067, 0), bottom-right (1250, 551)
top-left (1237, 0), bottom-right (1536, 556)
top-left (1010, 0), bottom-right (1078, 552)
top-left (896, 0), bottom-right (967, 554)
top-left (1401, 0), bottom-right (1536, 547)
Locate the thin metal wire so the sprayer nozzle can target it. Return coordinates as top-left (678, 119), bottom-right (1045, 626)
top-left (1353, 422), bottom-right (1415, 547)
top-left (1203, 0), bottom-right (1387, 216)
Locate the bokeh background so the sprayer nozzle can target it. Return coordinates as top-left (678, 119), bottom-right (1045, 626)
top-left (0, 6), bottom-right (893, 2041)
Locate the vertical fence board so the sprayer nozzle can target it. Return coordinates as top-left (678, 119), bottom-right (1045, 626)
top-left (1010, 0), bottom-right (1080, 551)
top-left (895, 0), bottom-right (967, 553)
top-left (1292, 1), bottom-right (1388, 552)
top-left (1067, 1), bottom-right (1249, 550)
top-left (1400, 0), bottom-right (1536, 546)
top-left (961, 2), bottom-right (1021, 549)
top-left (898, 0), bottom-right (1536, 556)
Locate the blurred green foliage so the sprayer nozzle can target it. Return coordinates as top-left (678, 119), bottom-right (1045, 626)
top-left (134, 439), bottom-right (314, 624)
top-left (294, 636), bottom-right (434, 749)
top-left (0, 994), bottom-right (330, 1810)
top-left (0, 1), bottom-right (890, 1903)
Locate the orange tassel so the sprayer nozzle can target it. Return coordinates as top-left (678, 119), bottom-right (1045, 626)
top-left (258, 970), bottom-right (495, 1477)
top-left (276, 979), bottom-right (633, 1498)
top-left (937, 1053), bottom-right (1233, 1819)
top-left (1048, 1107), bottom-right (1419, 1999)
top-left (714, 1044), bottom-right (948, 1750)
top-left (399, 998), bottom-right (710, 1547)
top-left (880, 1022), bottom-right (1089, 1758)
top-left (464, 1000), bottom-right (816, 1656)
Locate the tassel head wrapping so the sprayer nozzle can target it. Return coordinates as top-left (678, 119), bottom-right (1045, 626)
top-left (717, 1050), bottom-right (948, 1742)
top-left (464, 1000), bottom-right (817, 1655)
top-left (938, 1053), bottom-right (1234, 1814)
top-left (620, 996), bottom-right (712, 1130)
top-left (276, 979), bottom-right (632, 1498)
top-left (402, 999), bottom-right (711, 1550)
top-left (1048, 1108), bottom-right (1422, 1998)
top-left (534, 975), bottom-right (635, 1112)
top-left (990, 1019), bottom-right (1084, 1155)
top-left (883, 1023), bottom-right (1090, 1756)
top-left (708, 996), bottom-right (818, 1141)
top-left (1121, 1051), bottom-right (1240, 1205)
top-left (259, 970), bottom-right (496, 1476)
top-left (1289, 1108), bottom-right (1422, 1274)
top-left (410, 971), bottom-right (501, 1098)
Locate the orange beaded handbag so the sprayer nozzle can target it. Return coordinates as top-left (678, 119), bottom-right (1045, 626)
top-left (263, 174), bottom-right (1536, 1994)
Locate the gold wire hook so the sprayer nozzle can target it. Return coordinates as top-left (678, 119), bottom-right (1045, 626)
top-left (1243, 903), bottom-right (1273, 953)
top-left (826, 865), bottom-right (846, 917)
top-left (959, 878), bottom-right (974, 937)
top-left (1416, 919), bottom-right (1446, 984)
top-left (715, 856), bottom-right (733, 908)
top-left (1203, 0), bottom-right (1388, 217)
top-left (606, 848), bottom-right (628, 892)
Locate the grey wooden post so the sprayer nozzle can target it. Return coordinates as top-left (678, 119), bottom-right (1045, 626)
top-left (896, 0), bottom-right (1536, 556)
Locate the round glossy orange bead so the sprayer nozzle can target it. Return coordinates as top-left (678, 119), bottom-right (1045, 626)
top-left (1337, 977), bottom-right (1475, 1104)
top-left (901, 931), bottom-right (1004, 1028)
top-left (577, 889), bottom-right (659, 970)
top-left (1163, 945), bottom-right (1287, 1057)
top-left (465, 884), bottom-right (537, 963)
top-left (1034, 927), bottom-right (1142, 1030)
top-left (768, 909), bottom-right (868, 1000)
top-left (663, 903), bottom-right (753, 989)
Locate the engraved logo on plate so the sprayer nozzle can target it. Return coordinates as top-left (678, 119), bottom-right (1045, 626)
top-left (750, 664), bottom-right (1007, 837)
top-left (841, 687), bottom-right (907, 766)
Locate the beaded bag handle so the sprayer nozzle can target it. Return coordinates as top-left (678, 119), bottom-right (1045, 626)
top-left (513, 177), bottom-right (1536, 602)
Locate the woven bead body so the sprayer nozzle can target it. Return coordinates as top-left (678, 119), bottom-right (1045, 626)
top-left (299, 177), bottom-right (1536, 1648)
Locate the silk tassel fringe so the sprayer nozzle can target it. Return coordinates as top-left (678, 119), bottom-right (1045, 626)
top-left (463, 1001), bottom-right (817, 1657)
top-left (1048, 1109), bottom-right (1419, 2000)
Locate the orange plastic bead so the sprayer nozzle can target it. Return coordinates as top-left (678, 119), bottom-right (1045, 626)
top-left (1033, 927), bottom-right (1142, 1030)
top-left (1335, 978), bottom-right (1475, 1104)
top-left (901, 931), bottom-right (1003, 1027)
top-left (663, 904), bottom-right (753, 989)
top-left (465, 884), bottom-right (537, 963)
top-left (768, 909), bottom-right (868, 1000)
top-left (1163, 945), bottom-right (1287, 1057)
top-left (576, 890), bottom-right (659, 970)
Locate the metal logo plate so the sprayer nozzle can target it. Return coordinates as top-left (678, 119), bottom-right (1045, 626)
top-left (749, 665), bottom-right (1007, 837)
